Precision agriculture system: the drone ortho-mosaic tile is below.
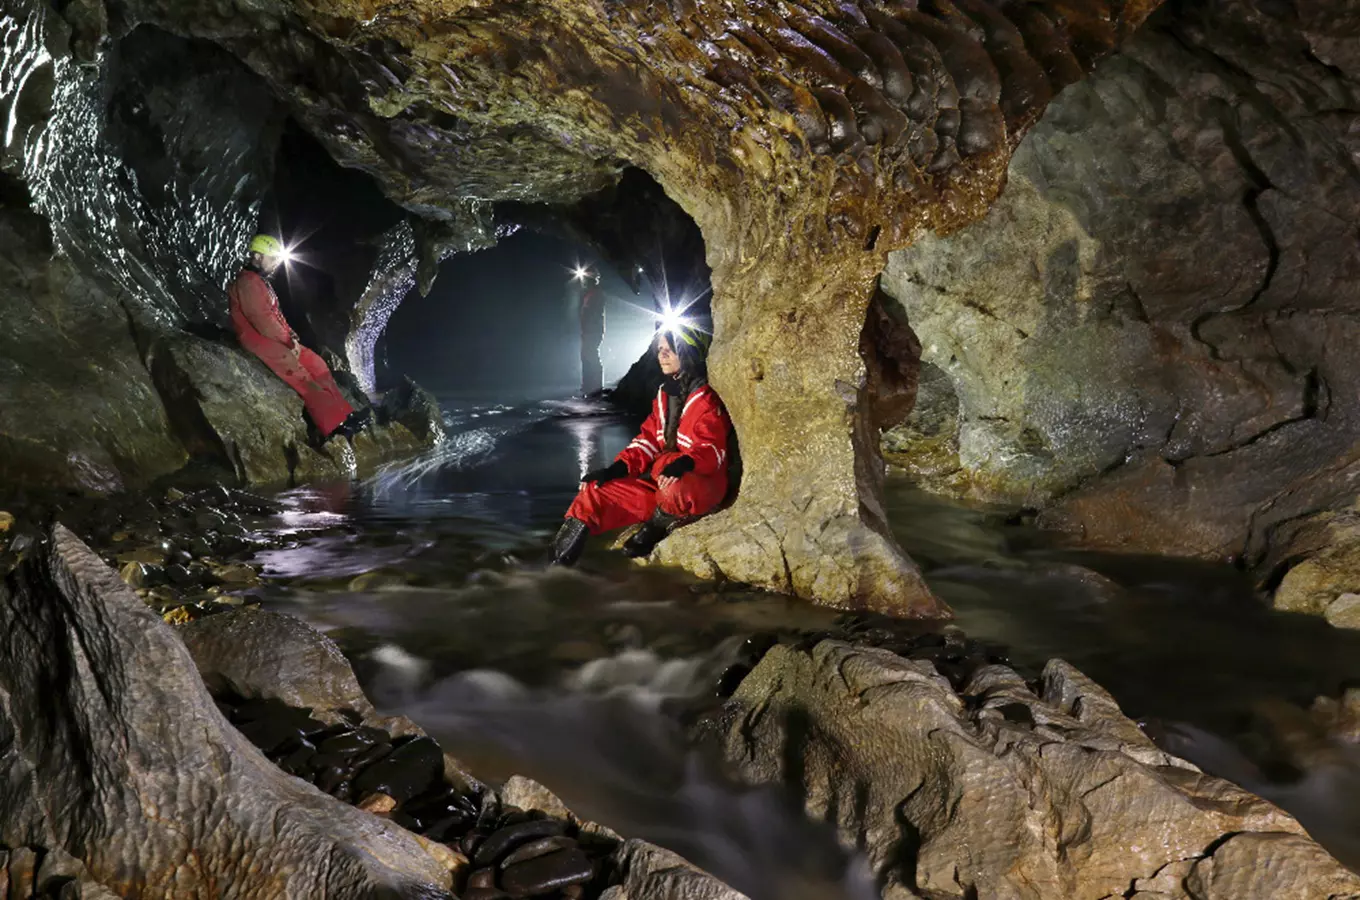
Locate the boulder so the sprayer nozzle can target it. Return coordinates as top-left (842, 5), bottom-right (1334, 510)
top-left (147, 333), bottom-right (430, 486)
top-left (177, 607), bottom-right (377, 722)
top-left (1266, 510), bottom-right (1360, 627)
top-left (0, 525), bottom-right (454, 897)
top-left (714, 640), bottom-right (1360, 899)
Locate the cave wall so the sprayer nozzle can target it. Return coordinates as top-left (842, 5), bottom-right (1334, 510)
top-left (0, 178), bottom-right (187, 492)
top-left (0, 2), bottom-right (438, 492)
top-left (881, 0), bottom-right (1360, 567)
top-left (81, 0), bottom-right (1160, 612)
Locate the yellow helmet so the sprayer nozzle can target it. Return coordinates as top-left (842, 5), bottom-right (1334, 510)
top-left (248, 234), bottom-right (285, 257)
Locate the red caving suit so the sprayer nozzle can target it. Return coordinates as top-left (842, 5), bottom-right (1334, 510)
top-left (567, 383), bottom-right (731, 534)
top-left (228, 268), bottom-right (354, 437)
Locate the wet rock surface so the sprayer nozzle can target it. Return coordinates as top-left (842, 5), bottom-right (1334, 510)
top-left (0, 178), bottom-right (187, 493)
top-left (85, 0), bottom-right (1162, 614)
top-left (881, 0), bottom-right (1360, 583)
top-left (0, 524), bottom-right (456, 897)
top-left (706, 639), bottom-right (1360, 899)
top-left (0, 5), bottom-right (442, 495)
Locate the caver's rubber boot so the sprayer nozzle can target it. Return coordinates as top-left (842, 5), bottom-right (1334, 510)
top-left (336, 407), bottom-right (373, 440)
top-left (622, 509), bottom-right (680, 558)
top-left (303, 412), bottom-right (327, 450)
top-left (550, 517), bottom-right (590, 566)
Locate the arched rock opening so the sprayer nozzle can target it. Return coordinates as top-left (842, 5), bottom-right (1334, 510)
top-left (16, 0), bottom-right (1164, 612)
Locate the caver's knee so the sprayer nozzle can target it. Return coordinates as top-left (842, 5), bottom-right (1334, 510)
top-left (655, 483), bottom-right (694, 517)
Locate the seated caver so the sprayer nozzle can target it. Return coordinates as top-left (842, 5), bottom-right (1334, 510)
top-left (551, 322), bottom-right (730, 565)
top-left (228, 234), bottom-right (370, 445)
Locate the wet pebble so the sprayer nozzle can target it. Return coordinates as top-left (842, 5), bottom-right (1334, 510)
top-left (499, 835), bottom-right (576, 868)
top-left (237, 716), bottom-right (307, 755)
top-left (500, 847), bottom-right (594, 897)
top-left (472, 819), bottom-right (565, 867)
top-left (353, 736), bottom-right (443, 803)
top-left (318, 728), bottom-right (382, 756)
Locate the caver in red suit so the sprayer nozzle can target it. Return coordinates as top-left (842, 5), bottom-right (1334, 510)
top-left (228, 262), bottom-right (355, 438)
top-left (569, 382), bottom-right (729, 532)
top-left (552, 324), bottom-right (729, 566)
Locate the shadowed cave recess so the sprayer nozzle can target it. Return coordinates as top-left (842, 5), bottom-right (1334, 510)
top-left (6, 0), bottom-right (1360, 898)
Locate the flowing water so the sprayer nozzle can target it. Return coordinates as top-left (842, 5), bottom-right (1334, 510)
top-left (252, 394), bottom-right (1360, 885)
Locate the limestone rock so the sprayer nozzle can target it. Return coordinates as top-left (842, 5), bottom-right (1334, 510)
top-left (880, 0), bottom-right (1360, 566)
top-left (0, 525), bottom-right (454, 897)
top-left (715, 640), bottom-right (1358, 899)
top-left (146, 333), bottom-right (429, 486)
top-left (500, 776), bottom-right (572, 822)
top-left (110, 0), bottom-right (1159, 612)
top-left (1182, 832), bottom-right (1360, 899)
top-left (176, 607), bottom-right (377, 723)
top-left (1268, 511), bottom-right (1360, 627)
top-left (0, 182), bottom-right (187, 493)
top-left (602, 841), bottom-right (747, 900)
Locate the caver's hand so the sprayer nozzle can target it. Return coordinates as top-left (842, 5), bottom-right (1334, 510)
top-left (582, 460), bottom-right (628, 485)
top-left (658, 456), bottom-right (695, 490)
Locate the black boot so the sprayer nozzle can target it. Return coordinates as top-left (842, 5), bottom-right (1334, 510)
top-left (336, 407), bottom-right (372, 439)
top-left (551, 517), bottom-right (590, 566)
top-left (303, 412), bottom-right (326, 450)
top-left (622, 510), bottom-right (679, 559)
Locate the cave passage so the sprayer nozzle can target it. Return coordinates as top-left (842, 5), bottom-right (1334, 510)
top-left (382, 232), bottom-right (660, 400)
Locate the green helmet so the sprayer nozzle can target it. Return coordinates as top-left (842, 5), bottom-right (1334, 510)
top-left (673, 322), bottom-right (711, 354)
top-left (248, 234), bottom-right (285, 257)
top-left (667, 321), bottom-right (712, 369)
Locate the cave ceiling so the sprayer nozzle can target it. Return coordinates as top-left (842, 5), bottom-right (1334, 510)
top-left (108, 0), bottom-right (1163, 261)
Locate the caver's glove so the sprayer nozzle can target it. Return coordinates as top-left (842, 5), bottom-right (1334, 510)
top-left (660, 456), bottom-right (695, 479)
top-left (582, 460), bottom-right (628, 484)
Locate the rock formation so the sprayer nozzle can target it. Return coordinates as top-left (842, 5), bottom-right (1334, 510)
top-left (880, 0), bottom-right (1360, 591)
top-left (0, 5), bottom-right (444, 491)
top-left (12, 0), bottom-right (1153, 613)
top-left (0, 525), bottom-right (457, 897)
top-left (712, 639), bottom-right (1360, 898)
top-left (0, 522), bottom-right (757, 899)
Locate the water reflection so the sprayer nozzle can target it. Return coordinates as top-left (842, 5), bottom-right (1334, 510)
top-left (250, 395), bottom-right (1360, 876)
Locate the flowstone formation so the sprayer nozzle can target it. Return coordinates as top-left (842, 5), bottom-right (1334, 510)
top-left (98, 0), bottom-right (1163, 613)
top-left (880, 0), bottom-right (1360, 592)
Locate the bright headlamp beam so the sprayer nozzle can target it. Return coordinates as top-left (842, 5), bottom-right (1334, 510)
top-left (659, 309), bottom-right (692, 334)
top-left (572, 265), bottom-right (589, 282)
